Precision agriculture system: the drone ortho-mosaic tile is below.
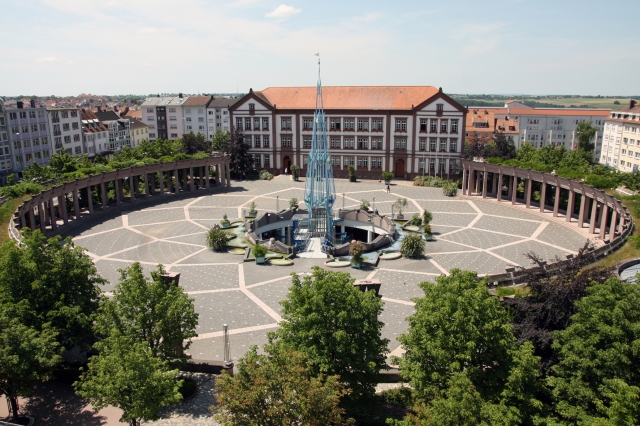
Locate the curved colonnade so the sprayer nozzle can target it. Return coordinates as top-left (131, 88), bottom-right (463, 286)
top-left (462, 160), bottom-right (634, 284)
top-left (9, 155), bottom-right (232, 240)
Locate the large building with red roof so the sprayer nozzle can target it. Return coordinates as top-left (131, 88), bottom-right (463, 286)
top-left (230, 86), bottom-right (467, 180)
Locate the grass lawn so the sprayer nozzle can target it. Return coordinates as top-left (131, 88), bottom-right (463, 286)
top-left (458, 96), bottom-right (632, 111)
top-left (0, 196), bottom-right (29, 245)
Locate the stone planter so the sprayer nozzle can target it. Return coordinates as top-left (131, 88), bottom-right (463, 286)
top-left (349, 176), bottom-right (356, 182)
top-left (220, 221), bottom-right (230, 228)
top-left (351, 259), bottom-right (362, 269)
top-left (255, 256), bottom-right (266, 265)
top-left (384, 180), bottom-right (391, 185)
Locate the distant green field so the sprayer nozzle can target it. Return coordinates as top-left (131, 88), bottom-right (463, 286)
top-left (455, 97), bottom-right (635, 111)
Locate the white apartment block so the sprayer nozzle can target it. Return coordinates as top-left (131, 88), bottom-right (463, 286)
top-left (141, 95), bottom-right (188, 140)
top-left (206, 97), bottom-right (238, 138)
top-left (129, 118), bottom-right (149, 147)
top-left (48, 107), bottom-right (83, 157)
top-left (600, 100), bottom-right (640, 172)
top-left (81, 110), bottom-right (109, 157)
top-left (182, 96), bottom-right (209, 137)
top-left (94, 110), bottom-right (132, 152)
top-left (230, 87), bottom-right (466, 179)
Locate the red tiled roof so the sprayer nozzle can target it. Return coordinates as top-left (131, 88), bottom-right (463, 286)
top-left (258, 86), bottom-right (440, 110)
top-left (182, 96), bottom-right (211, 107)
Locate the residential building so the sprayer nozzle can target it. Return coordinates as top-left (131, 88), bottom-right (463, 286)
top-left (141, 95), bottom-right (188, 140)
top-left (206, 97), bottom-right (239, 137)
top-left (465, 107), bottom-right (520, 145)
top-left (94, 110), bottom-right (132, 152)
top-left (5, 100), bottom-right (53, 176)
top-left (230, 86), bottom-right (466, 179)
top-left (81, 110), bottom-right (109, 157)
top-left (47, 107), bottom-right (83, 156)
top-left (0, 102), bottom-right (15, 183)
top-left (182, 96), bottom-right (210, 137)
top-left (600, 100), bottom-right (640, 172)
top-left (129, 118), bottom-right (150, 147)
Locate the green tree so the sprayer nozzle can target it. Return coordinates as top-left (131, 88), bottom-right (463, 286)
top-left (214, 344), bottom-right (352, 426)
top-left (515, 142), bottom-right (537, 163)
top-left (549, 278), bottom-right (640, 423)
top-left (5, 174), bottom-right (16, 185)
top-left (400, 233), bottom-right (425, 259)
top-left (212, 130), bottom-right (231, 151)
top-left (74, 334), bottom-right (182, 426)
top-left (225, 129), bottom-right (254, 176)
top-left (180, 131), bottom-right (210, 155)
top-left (95, 262), bottom-right (198, 363)
top-left (576, 121), bottom-right (598, 152)
top-left (22, 162), bottom-right (54, 183)
top-left (0, 311), bottom-right (62, 423)
top-left (48, 151), bottom-right (79, 175)
top-left (0, 230), bottom-right (105, 349)
top-left (269, 267), bottom-right (388, 406)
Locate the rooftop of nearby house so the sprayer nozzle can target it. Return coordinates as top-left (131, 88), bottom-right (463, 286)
top-left (141, 96), bottom-right (189, 107)
top-left (182, 96), bottom-right (212, 107)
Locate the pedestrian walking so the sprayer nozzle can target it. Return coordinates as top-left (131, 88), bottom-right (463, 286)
top-left (386, 184), bottom-right (390, 193)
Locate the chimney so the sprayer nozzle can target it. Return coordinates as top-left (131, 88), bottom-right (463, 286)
top-left (17, 101), bottom-right (23, 109)
top-left (123, 107), bottom-right (129, 115)
top-left (30, 99), bottom-right (36, 108)
top-left (97, 106), bottom-right (102, 112)
top-left (631, 100), bottom-right (637, 109)
top-left (179, 93), bottom-right (183, 98)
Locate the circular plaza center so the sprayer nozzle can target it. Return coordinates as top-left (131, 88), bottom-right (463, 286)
top-left (64, 175), bottom-right (590, 363)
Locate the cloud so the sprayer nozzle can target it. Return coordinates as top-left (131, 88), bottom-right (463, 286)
top-left (36, 56), bottom-right (59, 63)
top-left (265, 4), bottom-right (301, 19)
top-left (352, 12), bottom-right (383, 22)
top-left (138, 27), bottom-right (159, 33)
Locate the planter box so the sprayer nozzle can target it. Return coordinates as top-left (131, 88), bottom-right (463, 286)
top-left (396, 215), bottom-right (404, 220)
top-left (349, 176), bottom-right (356, 182)
top-left (384, 180), bottom-right (391, 185)
top-left (255, 256), bottom-right (266, 265)
top-left (351, 260), bottom-right (362, 269)
top-left (221, 222), bottom-right (230, 228)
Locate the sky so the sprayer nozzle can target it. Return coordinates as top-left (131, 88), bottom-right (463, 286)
top-left (1, 0), bottom-right (639, 97)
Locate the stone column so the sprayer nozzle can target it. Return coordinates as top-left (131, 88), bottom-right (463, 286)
top-left (28, 207), bottom-right (36, 230)
top-left (188, 167), bottom-right (194, 191)
top-left (481, 170), bottom-right (488, 198)
top-left (525, 178), bottom-right (532, 208)
top-left (577, 193), bottom-right (586, 228)
top-left (497, 173), bottom-right (503, 201)
top-left (205, 165), bottom-right (210, 190)
top-left (462, 166), bottom-right (467, 195)
top-left (511, 177), bottom-right (518, 205)
top-left (39, 203), bottom-right (46, 232)
top-left (130, 175), bottom-right (137, 202)
top-left (565, 190), bottom-right (575, 222)
top-left (468, 166), bottom-right (475, 195)
top-left (143, 173), bottom-right (150, 197)
top-left (539, 179), bottom-right (547, 213)
top-left (159, 171), bottom-right (164, 195)
top-left (589, 198), bottom-right (598, 234)
top-left (474, 171), bottom-right (480, 194)
top-left (553, 185), bottom-right (560, 217)
top-left (42, 201), bottom-right (50, 226)
top-left (599, 204), bottom-right (608, 239)
top-left (101, 182), bottom-right (107, 208)
top-left (87, 186), bottom-right (94, 214)
top-left (115, 179), bottom-right (122, 206)
top-left (507, 175), bottom-right (513, 199)
top-left (609, 209), bottom-right (618, 241)
top-left (73, 189), bottom-right (81, 220)
top-left (491, 173), bottom-right (498, 196)
top-left (49, 199), bottom-right (57, 231)
top-left (20, 212), bottom-right (26, 228)
top-left (166, 170), bottom-right (172, 193)
top-left (59, 195), bottom-right (68, 224)
top-left (226, 164), bottom-right (231, 187)
top-left (174, 167), bottom-right (179, 193)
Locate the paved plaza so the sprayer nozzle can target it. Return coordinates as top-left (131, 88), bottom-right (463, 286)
top-left (66, 175), bottom-right (590, 363)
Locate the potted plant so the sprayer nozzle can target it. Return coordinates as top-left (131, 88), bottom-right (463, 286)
top-left (289, 197), bottom-right (299, 211)
top-left (401, 233), bottom-right (425, 259)
top-left (422, 208), bottom-right (433, 225)
top-left (253, 243), bottom-right (268, 265)
top-left (205, 225), bottom-right (228, 252)
top-left (349, 240), bottom-right (365, 269)
top-left (359, 199), bottom-right (371, 211)
top-left (220, 214), bottom-right (230, 228)
top-left (248, 201), bottom-right (257, 217)
top-left (382, 171), bottom-right (393, 185)
top-left (348, 165), bottom-right (356, 182)
top-left (394, 198), bottom-right (408, 220)
top-left (410, 213), bottom-right (422, 227)
top-left (423, 223), bottom-right (433, 241)
top-left (290, 164), bottom-right (299, 181)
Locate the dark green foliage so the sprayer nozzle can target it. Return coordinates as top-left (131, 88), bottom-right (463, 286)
top-left (177, 377), bottom-right (197, 399)
top-left (400, 234), bottom-right (424, 259)
top-left (225, 129), bottom-right (254, 175)
top-left (382, 171), bottom-right (393, 181)
top-left (205, 226), bottom-right (228, 251)
top-left (211, 130), bottom-right (231, 151)
top-left (94, 263), bottom-right (198, 363)
top-left (0, 181), bottom-right (43, 198)
top-left (409, 213), bottom-right (422, 227)
top-left (421, 209), bottom-right (433, 224)
top-left (268, 267), bottom-right (388, 406)
top-left (253, 243), bottom-right (268, 257)
top-left (0, 230), bottom-right (105, 349)
top-left (576, 121), bottom-right (598, 152)
top-left (180, 132), bottom-right (210, 155)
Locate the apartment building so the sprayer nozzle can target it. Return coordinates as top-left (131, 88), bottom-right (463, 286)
top-left (182, 96), bottom-right (210, 136)
top-left (129, 118), bottom-right (149, 147)
top-left (599, 100), bottom-right (640, 172)
top-left (141, 95), bottom-right (188, 140)
top-left (230, 86), bottom-right (466, 179)
top-left (94, 110), bottom-right (131, 152)
top-left (465, 107), bottom-right (519, 144)
top-left (0, 103), bottom-right (14, 183)
top-left (206, 97), bottom-right (238, 137)
top-left (81, 110), bottom-right (109, 157)
top-left (5, 101), bottom-right (53, 175)
top-left (47, 107), bottom-right (83, 156)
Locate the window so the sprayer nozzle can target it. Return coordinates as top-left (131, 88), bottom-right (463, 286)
top-left (281, 118), bottom-right (292, 130)
top-left (248, 104), bottom-right (255, 114)
top-left (330, 137), bottom-right (341, 148)
top-left (19, 112), bottom-right (26, 119)
top-left (23, 139), bottom-right (31, 148)
top-left (168, 108), bottom-right (176, 113)
top-left (624, 138), bottom-right (629, 144)
top-left (331, 157), bottom-right (341, 166)
top-left (303, 137), bottom-right (312, 148)
top-left (254, 136), bottom-right (261, 147)
top-left (344, 119), bottom-right (355, 130)
top-left (170, 124), bottom-right (177, 129)
top-left (22, 125), bottom-right (29, 133)
top-left (330, 118), bottom-right (341, 130)
top-left (263, 136), bottom-right (269, 148)
top-left (436, 104), bottom-right (443, 112)
top-left (71, 110), bottom-right (78, 118)
top-left (9, 113), bottom-right (17, 120)
top-left (419, 139), bottom-right (427, 150)
top-left (26, 153), bottom-right (32, 162)
top-left (430, 139), bottom-right (437, 151)
top-left (31, 124), bottom-right (38, 133)
top-left (245, 119), bottom-right (251, 130)
top-left (343, 138), bottom-right (355, 148)
top-left (372, 119), bottom-right (383, 131)
top-left (236, 118), bottom-right (243, 128)
top-left (198, 117), bottom-right (204, 123)
top-left (74, 134), bottom-right (80, 142)
top-left (395, 139), bottom-right (406, 149)
top-left (263, 118), bottom-right (269, 130)
top-left (254, 118), bottom-right (260, 130)
top-left (357, 157), bottom-right (369, 168)
top-left (35, 151), bottom-right (41, 159)
top-left (61, 111), bottom-right (68, 118)
top-left (29, 111), bottom-right (36, 119)
top-left (357, 138), bottom-right (368, 149)
top-left (64, 135), bottom-right (71, 144)
top-left (264, 155), bottom-right (270, 167)
top-left (451, 121), bottom-right (458, 133)
top-left (440, 121), bottom-right (448, 133)
top-left (62, 123), bottom-right (69, 131)
top-left (357, 119), bottom-right (369, 131)
top-left (186, 125), bottom-right (192, 130)
top-left (147, 108), bottom-right (154, 113)
top-left (198, 125), bottom-right (205, 130)
top-left (171, 133), bottom-right (178, 138)
top-left (303, 118), bottom-right (312, 130)
top-left (420, 119), bottom-right (427, 132)
top-left (450, 140), bottom-right (457, 152)
top-left (149, 133), bottom-right (156, 138)
top-left (40, 123), bottom-right (46, 131)
top-left (430, 120), bottom-right (437, 132)
top-left (282, 137), bottom-right (292, 147)
top-left (395, 119), bottom-right (407, 131)
top-left (372, 158), bottom-right (382, 168)
top-left (372, 138), bottom-right (383, 149)
top-left (0, 117), bottom-right (4, 126)
top-left (169, 116), bottom-right (177, 121)
top-left (72, 122), bottom-right (79, 130)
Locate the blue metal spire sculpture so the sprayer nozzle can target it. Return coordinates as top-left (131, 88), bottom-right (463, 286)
top-left (303, 55), bottom-right (336, 238)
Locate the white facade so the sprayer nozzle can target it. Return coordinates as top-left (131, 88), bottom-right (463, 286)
top-left (206, 98), bottom-right (237, 138)
top-left (141, 96), bottom-right (188, 140)
top-left (3, 103), bottom-right (52, 176)
top-left (48, 107), bottom-right (83, 157)
top-left (183, 105), bottom-right (207, 136)
top-left (599, 102), bottom-right (640, 172)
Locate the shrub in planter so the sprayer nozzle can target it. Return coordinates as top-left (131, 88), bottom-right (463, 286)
top-left (360, 199), bottom-right (371, 211)
top-left (422, 209), bottom-right (433, 225)
top-left (401, 233), bottom-right (425, 259)
top-left (394, 198), bottom-right (408, 218)
top-left (289, 197), bottom-right (299, 211)
top-left (413, 176), bottom-right (424, 186)
top-left (220, 214), bottom-right (230, 228)
top-left (259, 169), bottom-right (274, 180)
top-left (423, 223), bottom-right (433, 240)
top-left (442, 181), bottom-right (458, 197)
top-left (410, 213), bottom-right (422, 227)
top-left (253, 243), bottom-right (268, 264)
top-left (206, 226), bottom-right (228, 251)
top-left (290, 164), bottom-right (299, 181)
top-left (248, 201), bottom-right (257, 216)
top-left (348, 165), bottom-right (356, 182)
top-left (382, 171), bottom-right (393, 184)
top-left (349, 240), bottom-right (365, 268)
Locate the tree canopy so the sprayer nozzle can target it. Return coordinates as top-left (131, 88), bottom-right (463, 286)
top-left (268, 267), bottom-right (388, 406)
top-left (214, 344), bottom-right (352, 426)
top-left (180, 131), bottom-right (211, 155)
top-left (95, 262), bottom-right (198, 363)
top-left (576, 121), bottom-right (598, 152)
top-left (225, 129), bottom-right (254, 175)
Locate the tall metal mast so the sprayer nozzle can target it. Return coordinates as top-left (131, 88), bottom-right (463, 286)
top-left (303, 55), bottom-right (336, 238)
